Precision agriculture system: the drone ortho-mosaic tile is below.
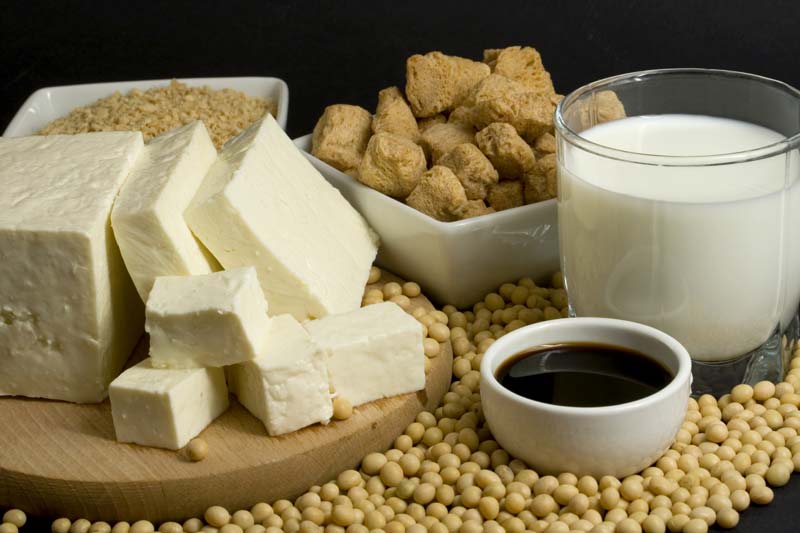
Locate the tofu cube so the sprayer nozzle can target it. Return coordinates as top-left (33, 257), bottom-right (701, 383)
top-left (146, 267), bottom-right (269, 369)
top-left (109, 358), bottom-right (229, 450)
top-left (228, 315), bottom-right (332, 436)
top-left (405, 52), bottom-right (490, 117)
top-left (420, 122), bottom-right (476, 164)
top-left (112, 121), bottom-right (220, 302)
top-left (0, 132), bottom-right (144, 403)
top-left (304, 302), bottom-right (425, 407)
top-left (438, 143), bottom-right (499, 200)
top-left (187, 115), bottom-right (379, 321)
top-left (487, 180), bottom-right (525, 212)
top-left (487, 46), bottom-right (556, 98)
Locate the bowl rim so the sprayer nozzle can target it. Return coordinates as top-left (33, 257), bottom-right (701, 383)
top-left (294, 132), bottom-right (557, 230)
top-left (480, 317), bottom-right (693, 416)
top-left (3, 76), bottom-right (290, 137)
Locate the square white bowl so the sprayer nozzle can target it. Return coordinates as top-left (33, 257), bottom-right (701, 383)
top-left (294, 134), bottom-right (560, 308)
top-left (3, 76), bottom-right (289, 137)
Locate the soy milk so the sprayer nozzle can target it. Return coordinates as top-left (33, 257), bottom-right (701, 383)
top-left (559, 115), bottom-right (800, 361)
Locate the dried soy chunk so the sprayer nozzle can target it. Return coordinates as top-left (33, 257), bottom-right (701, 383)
top-left (534, 132), bottom-right (556, 155)
top-left (405, 51), bottom-right (490, 117)
top-left (358, 133), bottom-right (427, 199)
top-left (421, 122), bottom-right (476, 164)
top-left (573, 90), bottom-right (626, 129)
top-left (312, 104), bottom-right (373, 171)
top-left (486, 46), bottom-right (556, 97)
top-left (448, 106), bottom-right (473, 125)
top-left (524, 153), bottom-right (557, 204)
top-left (418, 114), bottom-right (447, 133)
top-left (486, 180), bottom-right (524, 212)
top-left (455, 199), bottom-right (495, 220)
top-left (372, 86), bottom-right (420, 142)
top-left (475, 122), bottom-right (536, 179)
top-left (438, 143), bottom-right (499, 201)
top-left (463, 74), bottom-right (555, 141)
top-left (406, 166), bottom-right (468, 221)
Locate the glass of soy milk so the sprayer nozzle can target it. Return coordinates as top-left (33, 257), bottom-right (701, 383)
top-left (555, 69), bottom-right (800, 395)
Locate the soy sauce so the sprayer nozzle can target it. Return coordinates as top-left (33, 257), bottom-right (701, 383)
top-left (495, 343), bottom-right (673, 407)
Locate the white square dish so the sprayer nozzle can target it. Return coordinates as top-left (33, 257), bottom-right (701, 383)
top-left (3, 76), bottom-right (289, 137)
top-left (294, 134), bottom-right (560, 308)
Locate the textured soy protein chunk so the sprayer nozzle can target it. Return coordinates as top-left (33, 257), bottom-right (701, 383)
top-left (522, 151), bottom-right (557, 204)
top-left (438, 143), bottom-right (499, 200)
top-left (312, 104), bottom-right (373, 172)
top-left (420, 122), bottom-right (476, 164)
top-left (486, 180), bottom-right (524, 212)
top-left (476, 122), bottom-right (536, 179)
top-left (485, 46), bottom-right (556, 97)
top-left (455, 199), bottom-right (495, 219)
top-left (418, 114), bottom-right (447, 133)
top-left (405, 51), bottom-right (490, 117)
top-left (406, 166), bottom-right (468, 221)
top-left (358, 132), bottom-right (427, 199)
top-left (372, 86), bottom-right (420, 142)
top-left (534, 132), bottom-right (557, 155)
top-left (463, 74), bottom-right (555, 141)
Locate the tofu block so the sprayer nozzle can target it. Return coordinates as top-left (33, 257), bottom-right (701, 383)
top-left (228, 315), bottom-right (332, 436)
top-left (0, 132), bottom-right (144, 403)
top-left (304, 302), bottom-right (425, 406)
top-left (187, 115), bottom-right (379, 320)
top-left (112, 121), bottom-right (220, 302)
top-left (109, 358), bottom-right (229, 449)
top-left (146, 267), bottom-right (269, 368)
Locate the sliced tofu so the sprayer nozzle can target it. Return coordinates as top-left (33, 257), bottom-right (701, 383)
top-left (0, 132), bottom-right (144, 403)
top-left (228, 314), bottom-right (333, 436)
top-left (109, 358), bottom-right (229, 449)
top-left (186, 114), bottom-right (379, 321)
top-left (146, 267), bottom-right (270, 369)
top-left (304, 302), bottom-right (425, 406)
top-left (112, 121), bottom-right (220, 302)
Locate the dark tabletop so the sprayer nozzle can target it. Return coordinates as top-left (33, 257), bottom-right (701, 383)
top-left (2, 1), bottom-right (800, 531)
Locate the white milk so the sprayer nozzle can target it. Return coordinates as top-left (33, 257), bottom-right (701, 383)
top-left (559, 115), bottom-right (800, 362)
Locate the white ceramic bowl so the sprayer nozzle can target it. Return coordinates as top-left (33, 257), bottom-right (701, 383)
top-left (3, 76), bottom-right (289, 137)
top-left (294, 134), bottom-right (559, 308)
top-left (480, 318), bottom-right (692, 478)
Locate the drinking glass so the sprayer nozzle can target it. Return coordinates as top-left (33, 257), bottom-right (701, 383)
top-left (555, 69), bottom-right (800, 395)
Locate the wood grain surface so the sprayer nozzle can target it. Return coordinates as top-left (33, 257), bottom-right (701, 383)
top-left (0, 273), bottom-right (453, 523)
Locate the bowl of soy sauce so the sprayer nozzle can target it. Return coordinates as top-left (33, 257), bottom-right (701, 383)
top-left (480, 317), bottom-right (692, 478)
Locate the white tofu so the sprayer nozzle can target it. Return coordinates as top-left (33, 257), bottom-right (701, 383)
top-left (228, 314), bottom-right (332, 436)
top-left (0, 132), bottom-right (144, 403)
top-left (109, 358), bottom-right (229, 449)
top-left (186, 114), bottom-right (379, 321)
top-left (146, 267), bottom-right (270, 368)
top-left (111, 121), bottom-right (220, 302)
top-left (304, 302), bottom-right (425, 406)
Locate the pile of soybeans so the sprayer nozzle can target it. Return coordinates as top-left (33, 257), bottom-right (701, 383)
top-left (2, 269), bottom-right (799, 533)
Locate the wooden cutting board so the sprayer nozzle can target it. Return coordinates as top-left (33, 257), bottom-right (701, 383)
top-left (0, 273), bottom-right (453, 523)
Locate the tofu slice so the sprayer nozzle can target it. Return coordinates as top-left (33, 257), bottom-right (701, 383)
top-left (0, 132), bottom-right (144, 403)
top-left (109, 358), bottom-right (229, 450)
top-left (111, 121), bottom-right (220, 302)
top-left (304, 302), bottom-right (425, 406)
top-left (186, 114), bottom-right (379, 321)
top-left (146, 267), bottom-right (269, 368)
top-left (228, 314), bottom-right (333, 436)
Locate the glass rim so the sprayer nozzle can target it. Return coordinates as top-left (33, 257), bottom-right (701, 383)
top-left (554, 68), bottom-right (800, 167)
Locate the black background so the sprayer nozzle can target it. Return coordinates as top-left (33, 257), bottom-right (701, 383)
top-left (2, 1), bottom-right (800, 531)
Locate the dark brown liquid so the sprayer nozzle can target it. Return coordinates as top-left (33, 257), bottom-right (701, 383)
top-left (495, 343), bottom-right (674, 407)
